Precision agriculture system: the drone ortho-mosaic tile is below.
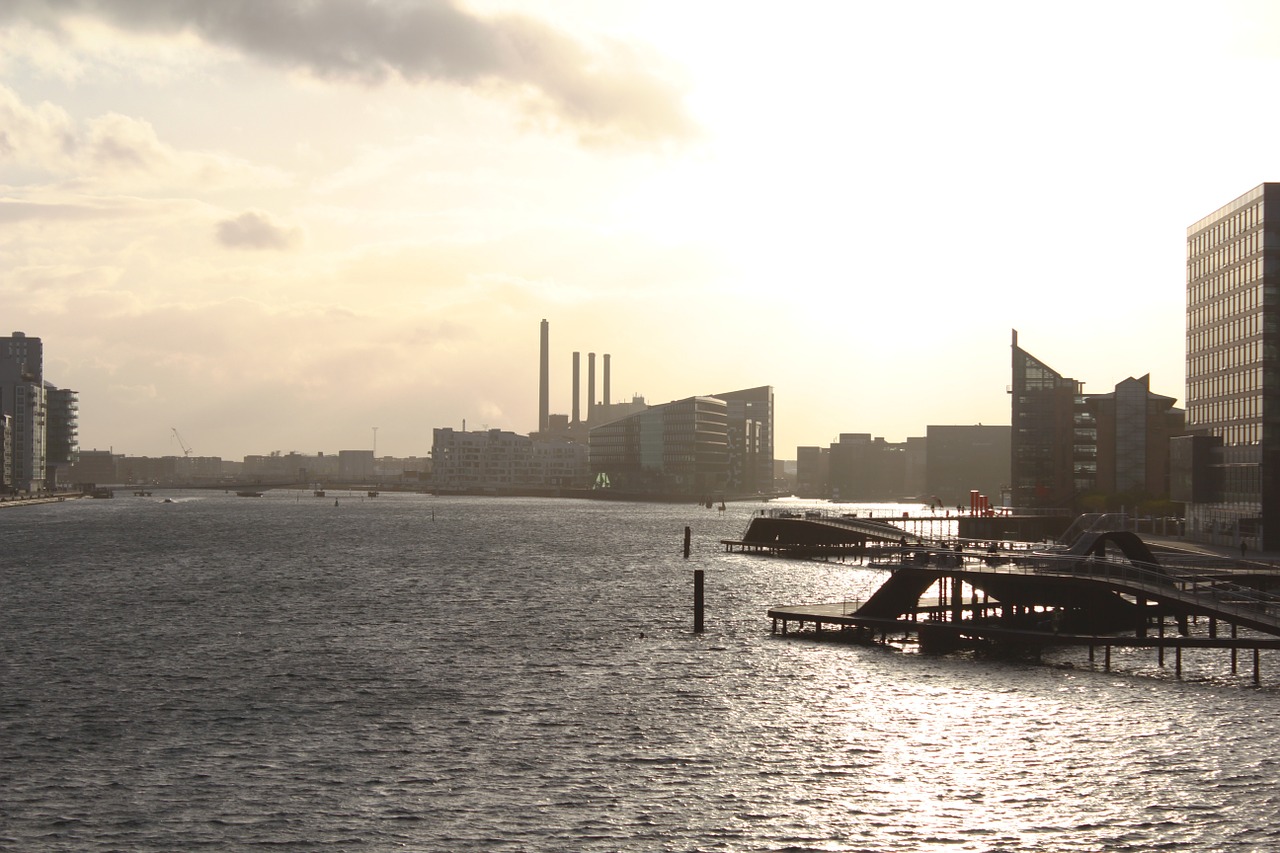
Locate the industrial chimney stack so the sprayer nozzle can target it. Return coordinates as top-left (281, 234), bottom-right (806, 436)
top-left (602, 354), bottom-right (611, 415)
top-left (572, 352), bottom-right (581, 424)
top-left (539, 319), bottom-right (549, 434)
top-left (587, 353), bottom-right (596, 424)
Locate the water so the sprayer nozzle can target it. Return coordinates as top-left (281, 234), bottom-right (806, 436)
top-left (3, 493), bottom-right (1280, 851)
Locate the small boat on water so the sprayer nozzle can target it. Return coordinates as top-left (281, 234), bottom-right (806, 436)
top-left (236, 490), bottom-right (264, 498)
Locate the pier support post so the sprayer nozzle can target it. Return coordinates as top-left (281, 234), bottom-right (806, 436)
top-left (1175, 645), bottom-right (1182, 679)
top-left (684, 526), bottom-right (692, 559)
top-left (693, 569), bottom-right (704, 633)
top-left (1254, 648), bottom-right (1261, 686)
top-left (1232, 624), bottom-right (1239, 674)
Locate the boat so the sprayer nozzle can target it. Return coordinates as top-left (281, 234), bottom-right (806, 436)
top-left (236, 490), bottom-right (264, 498)
top-left (367, 490), bottom-right (379, 498)
top-left (162, 497), bottom-right (175, 503)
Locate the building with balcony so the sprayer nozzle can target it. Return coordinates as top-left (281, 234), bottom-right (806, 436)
top-left (431, 428), bottom-right (588, 493)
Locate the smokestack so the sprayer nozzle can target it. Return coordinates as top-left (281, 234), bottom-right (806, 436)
top-left (603, 354), bottom-right (611, 412)
top-left (539, 319), bottom-right (549, 433)
top-left (588, 353), bottom-right (596, 424)
top-left (572, 352), bottom-right (581, 424)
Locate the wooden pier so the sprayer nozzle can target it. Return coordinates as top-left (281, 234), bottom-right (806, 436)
top-left (762, 524), bottom-right (1280, 684)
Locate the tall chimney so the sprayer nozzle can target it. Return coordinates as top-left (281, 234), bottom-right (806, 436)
top-left (602, 353), bottom-right (611, 413)
top-left (588, 352), bottom-right (596, 424)
top-left (572, 352), bottom-right (581, 424)
top-left (539, 319), bottom-right (549, 433)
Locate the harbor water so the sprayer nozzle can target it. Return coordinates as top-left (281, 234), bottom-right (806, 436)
top-left (4, 493), bottom-right (1280, 852)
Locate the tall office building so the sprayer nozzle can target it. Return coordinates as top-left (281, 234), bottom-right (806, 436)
top-left (1176, 183), bottom-right (1280, 549)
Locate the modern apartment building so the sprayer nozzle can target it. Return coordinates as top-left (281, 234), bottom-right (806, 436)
top-left (1175, 183), bottom-right (1280, 549)
top-left (0, 332), bottom-right (47, 492)
top-left (431, 428), bottom-right (588, 493)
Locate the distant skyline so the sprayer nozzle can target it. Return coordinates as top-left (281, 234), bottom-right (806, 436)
top-left (5, 1), bottom-right (1280, 459)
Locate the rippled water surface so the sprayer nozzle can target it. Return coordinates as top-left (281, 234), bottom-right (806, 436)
top-left (4, 493), bottom-right (1280, 851)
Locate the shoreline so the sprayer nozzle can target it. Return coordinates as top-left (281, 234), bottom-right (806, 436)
top-left (0, 493), bottom-right (85, 509)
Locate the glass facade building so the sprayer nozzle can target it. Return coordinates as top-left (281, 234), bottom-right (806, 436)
top-left (1010, 330), bottom-right (1090, 507)
top-left (1177, 183), bottom-right (1280, 549)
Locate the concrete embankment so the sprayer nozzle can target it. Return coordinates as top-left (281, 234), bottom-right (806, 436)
top-left (0, 493), bottom-right (84, 509)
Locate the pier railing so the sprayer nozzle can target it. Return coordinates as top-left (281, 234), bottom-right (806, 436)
top-left (893, 546), bottom-right (1280, 636)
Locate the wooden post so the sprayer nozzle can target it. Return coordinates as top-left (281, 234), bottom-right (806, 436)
top-left (1232, 624), bottom-right (1239, 674)
top-left (1158, 618), bottom-right (1165, 667)
top-left (693, 569), bottom-right (704, 633)
top-left (1254, 647), bottom-right (1261, 686)
top-left (684, 526), bottom-right (692, 559)
top-left (1175, 645), bottom-right (1182, 679)
top-left (1105, 645), bottom-right (1111, 672)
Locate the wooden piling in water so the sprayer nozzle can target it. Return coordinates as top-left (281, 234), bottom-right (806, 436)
top-left (693, 569), bottom-right (704, 634)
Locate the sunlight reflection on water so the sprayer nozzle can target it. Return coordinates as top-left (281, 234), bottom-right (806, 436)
top-left (2, 493), bottom-right (1280, 851)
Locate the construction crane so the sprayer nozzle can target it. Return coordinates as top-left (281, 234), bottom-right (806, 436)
top-left (171, 427), bottom-right (192, 457)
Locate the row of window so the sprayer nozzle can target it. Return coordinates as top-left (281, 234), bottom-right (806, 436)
top-left (1187, 279), bottom-right (1264, 328)
top-left (1188, 346), bottom-right (1266, 381)
top-left (1188, 318), bottom-right (1261, 355)
top-left (1187, 228), bottom-right (1261, 277)
top-left (1189, 202), bottom-right (1263, 256)
top-left (1188, 397), bottom-right (1263, 430)
top-left (1188, 368), bottom-right (1266, 404)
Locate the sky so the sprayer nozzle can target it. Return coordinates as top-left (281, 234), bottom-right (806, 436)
top-left (5, 0), bottom-right (1280, 460)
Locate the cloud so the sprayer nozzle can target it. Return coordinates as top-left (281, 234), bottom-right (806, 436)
top-left (0, 84), bottom-right (292, 190)
top-left (215, 210), bottom-right (304, 251)
top-left (2, 0), bottom-right (696, 146)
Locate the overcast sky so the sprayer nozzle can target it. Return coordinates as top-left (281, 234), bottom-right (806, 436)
top-left (4, 0), bottom-right (1279, 460)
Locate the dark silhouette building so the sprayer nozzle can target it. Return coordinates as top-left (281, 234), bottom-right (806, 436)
top-left (926, 425), bottom-right (1010, 507)
top-left (1011, 330), bottom-right (1183, 511)
top-left (1010, 330), bottom-right (1087, 507)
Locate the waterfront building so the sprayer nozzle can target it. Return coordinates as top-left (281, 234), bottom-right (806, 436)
top-left (588, 396), bottom-right (729, 497)
top-left (0, 332), bottom-right (47, 492)
top-left (1, 413), bottom-right (11, 489)
top-left (795, 446), bottom-right (830, 498)
top-left (44, 384), bottom-right (78, 487)
top-left (69, 449), bottom-right (118, 487)
top-left (431, 428), bottom-right (588, 493)
top-left (1086, 376), bottom-right (1183, 499)
top-left (926, 425), bottom-right (1010, 507)
top-left (715, 386), bottom-right (775, 496)
top-left (1010, 330), bottom-right (1088, 508)
top-left (828, 433), bottom-right (909, 501)
top-left (1175, 183), bottom-right (1280, 549)
top-left (1012, 331), bottom-right (1183, 511)
top-left (338, 450), bottom-right (375, 480)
